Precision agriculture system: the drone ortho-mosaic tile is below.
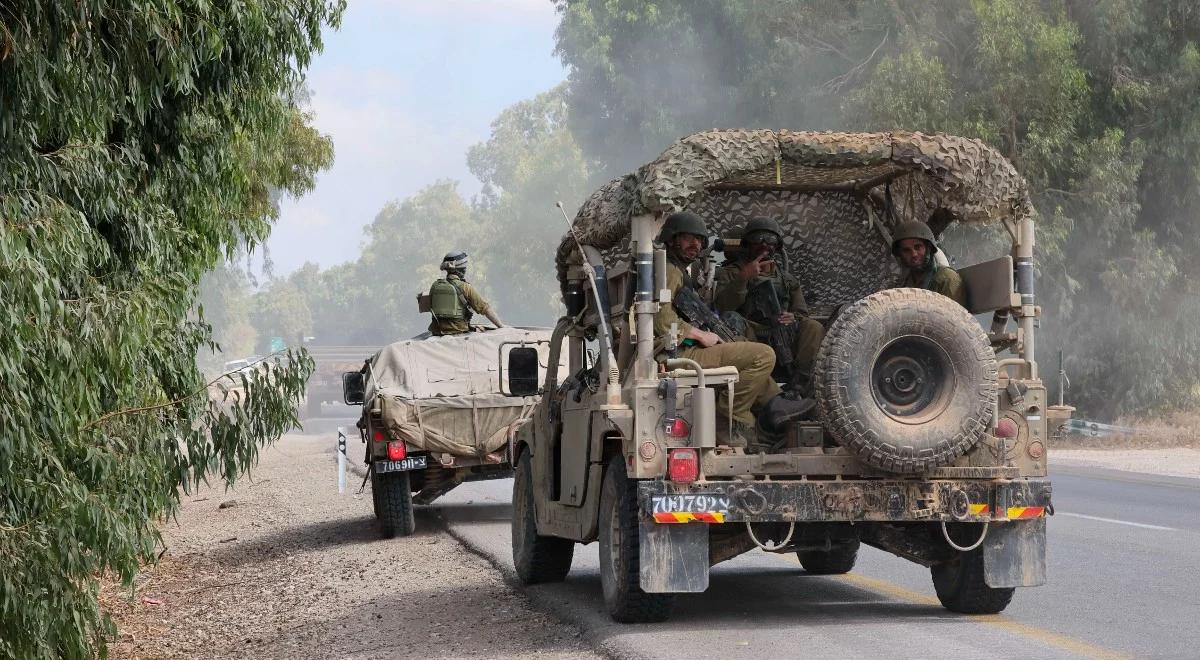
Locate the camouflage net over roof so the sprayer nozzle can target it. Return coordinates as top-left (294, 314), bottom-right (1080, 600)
top-left (557, 130), bottom-right (1032, 306)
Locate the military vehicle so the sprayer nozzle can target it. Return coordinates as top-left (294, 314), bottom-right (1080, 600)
top-left (343, 327), bottom-right (562, 537)
top-left (506, 130), bottom-right (1067, 622)
top-left (304, 345), bottom-right (378, 418)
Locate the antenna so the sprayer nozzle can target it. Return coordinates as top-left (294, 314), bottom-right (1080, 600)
top-left (557, 201), bottom-right (621, 404)
top-left (555, 201), bottom-right (612, 347)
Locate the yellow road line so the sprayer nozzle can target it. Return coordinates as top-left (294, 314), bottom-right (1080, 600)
top-left (779, 555), bottom-right (1130, 660)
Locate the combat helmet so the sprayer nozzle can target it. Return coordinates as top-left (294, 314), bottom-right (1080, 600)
top-left (890, 221), bottom-right (939, 255)
top-left (657, 211), bottom-right (709, 248)
top-left (440, 250), bottom-right (469, 271)
top-left (743, 216), bottom-right (783, 247)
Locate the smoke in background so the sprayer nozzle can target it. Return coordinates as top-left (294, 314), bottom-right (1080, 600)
top-left (549, 0), bottom-right (1200, 418)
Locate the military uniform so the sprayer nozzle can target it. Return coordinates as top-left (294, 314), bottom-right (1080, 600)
top-left (428, 273), bottom-right (497, 336)
top-left (713, 216), bottom-right (825, 393)
top-left (656, 259), bottom-right (781, 426)
top-left (713, 260), bottom-right (824, 384)
top-left (902, 265), bottom-right (967, 307)
top-left (891, 220), bottom-right (968, 307)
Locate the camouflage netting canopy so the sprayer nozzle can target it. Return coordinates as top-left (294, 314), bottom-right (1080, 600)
top-left (557, 130), bottom-right (1032, 308)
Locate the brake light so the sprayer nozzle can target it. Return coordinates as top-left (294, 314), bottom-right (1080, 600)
top-left (387, 441), bottom-right (406, 461)
top-left (995, 418), bottom-right (1018, 438)
top-left (667, 448), bottom-right (699, 483)
top-left (373, 429), bottom-right (385, 442)
top-left (664, 417), bottom-right (691, 438)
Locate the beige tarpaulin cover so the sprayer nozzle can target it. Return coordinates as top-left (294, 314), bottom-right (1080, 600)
top-left (364, 327), bottom-right (561, 457)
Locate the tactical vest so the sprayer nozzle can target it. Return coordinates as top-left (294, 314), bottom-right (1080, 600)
top-left (430, 278), bottom-right (468, 320)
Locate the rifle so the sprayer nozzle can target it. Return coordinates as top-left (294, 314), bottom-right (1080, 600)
top-left (672, 285), bottom-right (742, 344)
top-left (747, 281), bottom-right (796, 371)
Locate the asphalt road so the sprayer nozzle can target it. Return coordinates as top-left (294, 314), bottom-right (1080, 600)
top-left (426, 463), bottom-right (1200, 659)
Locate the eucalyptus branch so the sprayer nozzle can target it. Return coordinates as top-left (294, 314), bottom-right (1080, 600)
top-left (80, 351), bottom-right (296, 431)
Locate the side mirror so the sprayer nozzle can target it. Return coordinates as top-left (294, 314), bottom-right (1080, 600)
top-left (506, 347), bottom-right (540, 397)
top-left (342, 371), bottom-right (366, 405)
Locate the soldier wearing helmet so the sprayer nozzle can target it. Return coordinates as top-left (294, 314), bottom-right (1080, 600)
top-left (713, 216), bottom-right (825, 396)
top-left (427, 251), bottom-right (504, 336)
top-left (655, 212), bottom-right (814, 450)
top-left (891, 219), bottom-right (967, 307)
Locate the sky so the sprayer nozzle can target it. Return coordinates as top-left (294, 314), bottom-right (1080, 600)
top-left (264, 0), bottom-right (567, 276)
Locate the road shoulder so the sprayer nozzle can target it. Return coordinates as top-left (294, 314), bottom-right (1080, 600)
top-left (101, 432), bottom-right (601, 659)
top-left (1052, 448), bottom-right (1200, 481)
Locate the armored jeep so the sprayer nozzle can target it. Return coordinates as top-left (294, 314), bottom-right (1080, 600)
top-left (343, 327), bottom-right (561, 537)
top-left (507, 130), bottom-right (1067, 622)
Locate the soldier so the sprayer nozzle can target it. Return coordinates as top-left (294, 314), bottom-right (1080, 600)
top-left (427, 251), bottom-right (504, 336)
top-left (713, 216), bottom-right (825, 396)
top-left (655, 212), bottom-right (813, 449)
top-left (891, 220), bottom-right (967, 307)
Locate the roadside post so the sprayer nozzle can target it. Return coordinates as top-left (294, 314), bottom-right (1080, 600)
top-left (336, 427), bottom-right (348, 494)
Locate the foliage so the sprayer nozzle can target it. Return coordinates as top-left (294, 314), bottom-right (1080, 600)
top-left (197, 263), bottom-right (259, 375)
top-left (553, 0), bottom-right (1200, 416)
top-left (0, 2), bottom-right (342, 657)
top-left (252, 86), bottom-right (592, 349)
top-left (467, 84), bottom-right (593, 324)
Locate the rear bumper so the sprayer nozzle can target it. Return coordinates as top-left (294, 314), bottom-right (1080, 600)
top-left (639, 478), bottom-right (1051, 524)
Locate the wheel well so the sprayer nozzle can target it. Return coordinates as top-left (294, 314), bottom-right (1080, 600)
top-left (601, 431), bottom-right (624, 466)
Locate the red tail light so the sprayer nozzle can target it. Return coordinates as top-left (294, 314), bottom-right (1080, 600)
top-left (664, 417), bottom-right (691, 438)
top-left (667, 448), bottom-right (699, 483)
top-left (387, 441), bottom-right (406, 461)
top-left (995, 418), bottom-right (1018, 438)
top-left (373, 430), bottom-right (385, 442)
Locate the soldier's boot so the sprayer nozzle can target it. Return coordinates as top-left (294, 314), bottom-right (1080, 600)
top-left (716, 419), bottom-right (757, 449)
top-left (759, 394), bottom-right (816, 434)
top-left (785, 367), bottom-right (814, 399)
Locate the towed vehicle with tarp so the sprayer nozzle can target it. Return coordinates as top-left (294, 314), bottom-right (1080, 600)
top-left (344, 327), bottom-right (563, 537)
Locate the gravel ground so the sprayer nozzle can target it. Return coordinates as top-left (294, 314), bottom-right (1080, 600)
top-left (1052, 448), bottom-right (1200, 479)
top-left (101, 432), bottom-right (602, 660)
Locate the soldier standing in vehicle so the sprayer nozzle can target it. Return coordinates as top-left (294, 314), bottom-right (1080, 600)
top-left (713, 216), bottom-right (825, 396)
top-left (428, 251), bottom-right (504, 336)
top-left (892, 220), bottom-right (967, 307)
top-left (655, 212), bottom-right (813, 449)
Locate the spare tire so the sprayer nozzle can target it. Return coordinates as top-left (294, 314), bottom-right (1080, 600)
top-left (814, 288), bottom-right (997, 473)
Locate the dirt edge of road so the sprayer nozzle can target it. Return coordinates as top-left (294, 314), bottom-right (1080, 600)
top-left (343, 455), bottom-right (625, 660)
top-left (100, 432), bottom-right (604, 660)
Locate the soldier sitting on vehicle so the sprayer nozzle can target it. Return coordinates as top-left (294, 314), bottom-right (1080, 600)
top-left (713, 216), bottom-right (825, 397)
top-left (892, 218), bottom-right (967, 307)
top-left (655, 211), bottom-right (814, 450)
top-left (428, 251), bottom-right (504, 336)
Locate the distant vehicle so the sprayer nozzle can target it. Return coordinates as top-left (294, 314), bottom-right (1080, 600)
top-left (510, 129), bottom-right (1068, 622)
top-left (343, 327), bottom-right (563, 537)
top-left (303, 345), bottom-right (377, 418)
top-left (222, 356), bottom-right (263, 374)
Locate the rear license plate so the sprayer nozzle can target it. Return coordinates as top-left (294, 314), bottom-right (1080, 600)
top-left (651, 494), bottom-right (731, 514)
top-left (374, 456), bottom-right (427, 473)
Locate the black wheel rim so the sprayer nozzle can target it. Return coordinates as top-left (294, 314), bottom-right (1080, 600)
top-left (870, 335), bottom-right (955, 424)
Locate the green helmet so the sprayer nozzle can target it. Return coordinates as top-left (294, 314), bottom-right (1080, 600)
top-left (743, 216), bottom-right (783, 246)
top-left (891, 221), bottom-right (939, 255)
top-left (440, 250), bottom-right (469, 271)
top-left (658, 211), bottom-right (709, 248)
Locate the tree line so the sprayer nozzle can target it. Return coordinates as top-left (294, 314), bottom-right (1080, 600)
top-left (247, 0), bottom-right (1200, 418)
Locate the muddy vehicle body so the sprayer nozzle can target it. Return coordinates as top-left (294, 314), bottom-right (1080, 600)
top-left (509, 130), bottom-right (1066, 622)
top-left (344, 327), bottom-right (560, 537)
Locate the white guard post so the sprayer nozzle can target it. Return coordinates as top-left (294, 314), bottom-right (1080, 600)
top-left (336, 427), bottom-right (348, 494)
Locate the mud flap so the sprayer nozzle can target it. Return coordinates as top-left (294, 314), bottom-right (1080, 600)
top-left (983, 518), bottom-right (1046, 588)
top-left (638, 519), bottom-right (709, 593)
